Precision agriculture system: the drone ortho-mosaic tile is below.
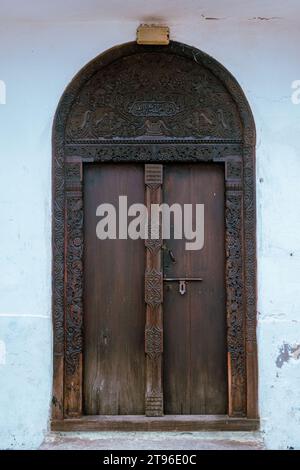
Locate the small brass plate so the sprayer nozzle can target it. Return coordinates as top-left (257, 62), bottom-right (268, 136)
top-left (137, 25), bottom-right (170, 45)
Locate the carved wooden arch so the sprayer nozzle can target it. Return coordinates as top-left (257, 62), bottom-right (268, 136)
top-left (52, 41), bottom-right (258, 429)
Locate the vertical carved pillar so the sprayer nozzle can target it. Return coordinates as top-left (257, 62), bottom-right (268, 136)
top-left (64, 159), bottom-right (83, 417)
top-left (144, 164), bottom-right (164, 416)
top-left (244, 146), bottom-right (258, 419)
top-left (225, 158), bottom-right (246, 416)
top-left (52, 139), bottom-right (65, 420)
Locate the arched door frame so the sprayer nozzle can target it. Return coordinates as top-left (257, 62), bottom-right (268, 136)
top-left (52, 41), bottom-right (258, 431)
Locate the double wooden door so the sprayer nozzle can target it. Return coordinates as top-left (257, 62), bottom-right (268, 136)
top-left (83, 162), bottom-right (227, 416)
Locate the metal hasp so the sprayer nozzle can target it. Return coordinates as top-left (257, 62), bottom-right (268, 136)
top-left (164, 277), bottom-right (203, 295)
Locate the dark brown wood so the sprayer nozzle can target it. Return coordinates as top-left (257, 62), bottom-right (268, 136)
top-left (52, 415), bottom-right (259, 432)
top-left (83, 164), bottom-right (145, 414)
top-left (244, 146), bottom-right (259, 419)
top-left (224, 157), bottom-right (246, 416)
top-left (246, 340), bottom-right (259, 418)
top-left (52, 354), bottom-right (64, 419)
top-left (163, 163), bottom-right (227, 414)
top-left (64, 160), bottom-right (83, 417)
top-left (52, 41), bottom-right (258, 429)
top-left (144, 164), bottom-right (164, 416)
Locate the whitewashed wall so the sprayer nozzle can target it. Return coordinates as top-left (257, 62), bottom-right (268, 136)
top-left (0, 13), bottom-right (300, 449)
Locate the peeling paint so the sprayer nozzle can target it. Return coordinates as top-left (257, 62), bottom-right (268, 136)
top-left (276, 343), bottom-right (300, 368)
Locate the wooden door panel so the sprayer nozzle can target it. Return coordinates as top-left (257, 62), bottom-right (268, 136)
top-left (83, 163), bottom-right (145, 415)
top-left (163, 163), bottom-right (227, 414)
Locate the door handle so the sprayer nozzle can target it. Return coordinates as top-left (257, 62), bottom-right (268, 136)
top-left (162, 244), bottom-right (176, 263)
top-left (168, 249), bottom-right (176, 263)
top-left (163, 277), bottom-right (203, 295)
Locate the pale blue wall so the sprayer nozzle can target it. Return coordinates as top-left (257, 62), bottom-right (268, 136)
top-left (0, 317), bottom-right (51, 448)
top-left (0, 13), bottom-right (300, 449)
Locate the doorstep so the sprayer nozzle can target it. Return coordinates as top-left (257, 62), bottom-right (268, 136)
top-left (40, 431), bottom-right (265, 450)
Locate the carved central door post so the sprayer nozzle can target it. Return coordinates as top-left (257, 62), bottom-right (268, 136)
top-left (144, 164), bottom-right (164, 416)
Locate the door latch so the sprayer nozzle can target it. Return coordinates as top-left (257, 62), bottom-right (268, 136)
top-left (164, 277), bottom-right (203, 295)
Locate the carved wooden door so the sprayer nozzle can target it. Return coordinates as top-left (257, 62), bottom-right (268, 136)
top-left (52, 43), bottom-right (258, 429)
top-left (83, 161), bottom-right (227, 416)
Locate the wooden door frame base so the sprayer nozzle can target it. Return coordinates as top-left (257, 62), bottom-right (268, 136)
top-left (51, 415), bottom-right (259, 432)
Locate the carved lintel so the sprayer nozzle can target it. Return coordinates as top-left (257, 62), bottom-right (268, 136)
top-left (65, 53), bottom-right (242, 141)
top-left (64, 142), bottom-right (243, 162)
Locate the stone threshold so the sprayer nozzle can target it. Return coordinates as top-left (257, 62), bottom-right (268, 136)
top-left (40, 431), bottom-right (265, 450)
